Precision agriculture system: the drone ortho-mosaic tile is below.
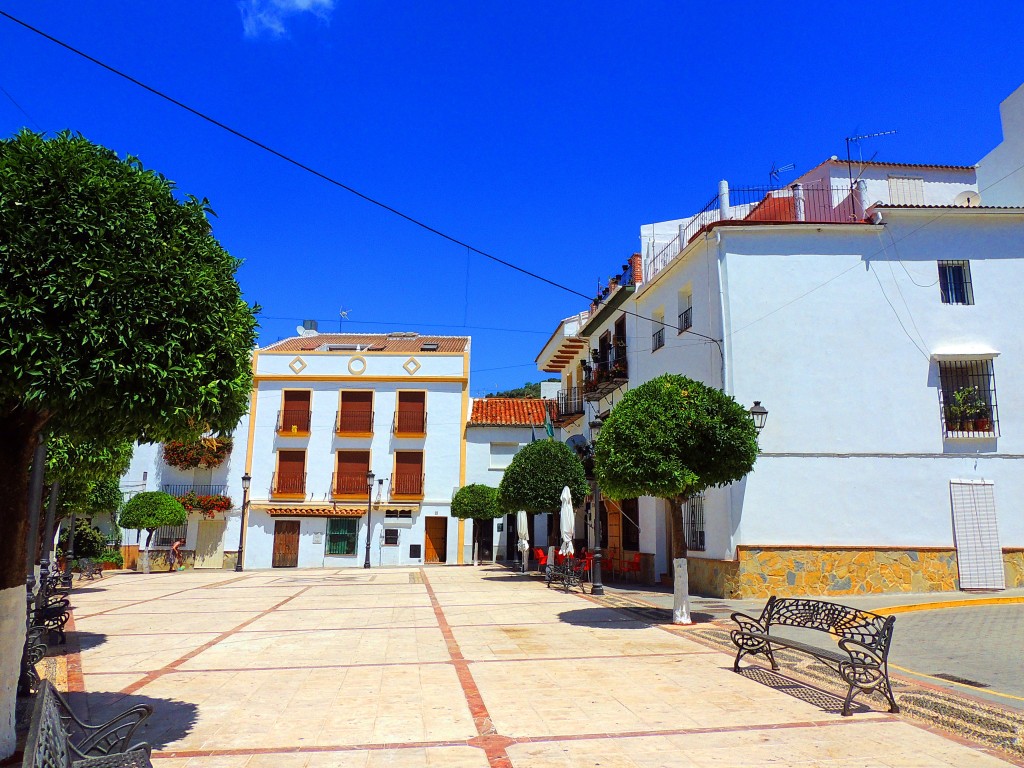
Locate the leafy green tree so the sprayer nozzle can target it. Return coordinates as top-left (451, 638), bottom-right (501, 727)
top-left (485, 379), bottom-right (558, 398)
top-left (0, 131), bottom-right (255, 751)
top-left (498, 440), bottom-right (589, 515)
top-left (451, 484), bottom-right (502, 563)
top-left (118, 492), bottom-right (187, 564)
top-left (594, 374), bottom-right (759, 621)
top-left (57, 518), bottom-right (107, 560)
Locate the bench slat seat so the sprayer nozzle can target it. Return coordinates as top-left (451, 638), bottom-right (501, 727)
top-left (730, 596), bottom-right (899, 717)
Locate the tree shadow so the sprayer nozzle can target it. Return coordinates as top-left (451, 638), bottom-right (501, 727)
top-left (54, 630), bottom-right (107, 652)
top-left (65, 691), bottom-right (200, 751)
top-left (66, 587), bottom-right (107, 594)
top-left (557, 608), bottom-right (649, 628)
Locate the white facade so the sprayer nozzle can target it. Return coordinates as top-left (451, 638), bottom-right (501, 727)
top-left (978, 82), bottom-right (1024, 206)
top-left (241, 333), bottom-right (470, 569)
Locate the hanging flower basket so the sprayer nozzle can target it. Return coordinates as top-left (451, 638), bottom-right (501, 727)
top-left (163, 437), bottom-right (233, 470)
top-left (175, 491), bottom-right (233, 519)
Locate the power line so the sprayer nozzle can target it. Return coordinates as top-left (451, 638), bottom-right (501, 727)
top-left (257, 314), bottom-right (549, 335)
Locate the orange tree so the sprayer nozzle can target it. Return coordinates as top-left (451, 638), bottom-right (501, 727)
top-left (0, 131), bottom-right (256, 754)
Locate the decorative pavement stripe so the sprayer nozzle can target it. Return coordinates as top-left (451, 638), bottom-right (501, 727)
top-left (117, 586), bottom-right (313, 697)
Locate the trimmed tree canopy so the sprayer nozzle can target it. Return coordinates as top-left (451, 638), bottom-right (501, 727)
top-left (451, 484), bottom-right (502, 521)
top-left (498, 440), bottom-right (588, 515)
top-left (595, 374), bottom-right (759, 502)
top-left (118, 491), bottom-right (187, 532)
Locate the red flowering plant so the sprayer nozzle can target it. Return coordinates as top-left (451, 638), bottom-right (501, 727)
top-left (162, 437), bottom-right (233, 470)
top-left (176, 491), bottom-right (233, 519)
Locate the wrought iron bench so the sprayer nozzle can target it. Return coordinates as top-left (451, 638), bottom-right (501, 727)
top-left (77, 558), bottom-right (101, 581)
top-left (18, 625), bottom-right (48, 695)
top-left (730, 596), bottom-right (900, 717)
top-left (545, 556), bottom-right (586, 593)
top-left (22, 679), bottom-right (153, 767)
top-left (35, 594), bottom-right (71, 645)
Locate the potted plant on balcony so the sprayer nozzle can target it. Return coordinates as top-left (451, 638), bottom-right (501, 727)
top-left (953, 386), bottom-right (986, 432)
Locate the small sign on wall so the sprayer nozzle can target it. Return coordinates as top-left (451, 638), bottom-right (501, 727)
top-left (312, 533), bottom-right (323, 544)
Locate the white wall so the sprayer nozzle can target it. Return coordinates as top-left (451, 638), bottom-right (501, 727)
top-left (977, 82), bottom-right (1024, 206)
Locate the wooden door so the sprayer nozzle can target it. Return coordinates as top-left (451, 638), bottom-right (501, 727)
top-left (194, 520), bottom-right (226, 568)
top-left (424, 517), bottom-right (447, 564)
top-left (477, 518), bottom-right (494, 562)
top-left (272, 520), bottom-right (300, 567)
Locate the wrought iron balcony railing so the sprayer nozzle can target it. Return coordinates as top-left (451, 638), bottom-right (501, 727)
top-left (556, 389), bottom-right (585, 422)
top-left (394, 410), bottom-right (427, 435)
top-left (277, 409), bottom-right (312, 434)
top-left (161, 484), bottom-right (227, 496)
top-left (336, 410), bottom-right (374, 434)
top-left (391, 473), bottom-right (424, 496)
top-left (678, 307), bottom-right (692, 333)
top-left (332, 472), bottom-right (370, 497)
top-left (271, 472), bottom-right (306, 496)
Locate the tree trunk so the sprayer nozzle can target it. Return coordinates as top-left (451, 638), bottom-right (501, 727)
top-left (142, 529), bottom-right (154, 574)
top-left (669, 496), bottom-right (692, 625)
top-left (0, 408), bottom-right (47, 759)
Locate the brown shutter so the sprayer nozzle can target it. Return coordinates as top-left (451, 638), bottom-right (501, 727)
top-left (344, 391), bottom-right (372, 411)
top-left (395, 452), bottom-right (423, 473)
top-left (278, 450), bottom-right (305, 476)
top-left (338, 450), bottom-right (369, 475)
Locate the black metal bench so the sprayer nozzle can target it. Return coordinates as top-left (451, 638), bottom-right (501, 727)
top-left (730, 596), bottom-right (900, 717)
top-left (77, 558), bottom-right (101, 581)
top-left (545, 557), bottom-right (586, 593)
top-left (35, 594), bottom-right (71, 645)
top-left (22, 679), bottom-right (153, 767)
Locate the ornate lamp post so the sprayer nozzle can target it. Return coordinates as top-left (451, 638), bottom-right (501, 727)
top-left (588, 417), bottom-right (605, 596)
top-left (749, 401), bottom-right (769, 433)
top-left (235, 472), bottom-right (251, 572)
top-left (363, 470), bottom-right (375, 568)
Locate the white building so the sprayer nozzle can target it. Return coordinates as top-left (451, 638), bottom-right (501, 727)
top-left (240, 331), bottom-right (470, 569)
top-left (538, 89), bottom-right (1024, 598)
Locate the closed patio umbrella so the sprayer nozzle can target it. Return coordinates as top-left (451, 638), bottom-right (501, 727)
top-left (516, 509), bottom-right (530, 573)
top-left (558, 485), bottom-right (575, 557)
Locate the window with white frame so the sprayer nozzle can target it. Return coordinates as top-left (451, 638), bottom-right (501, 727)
top-left (684, 495), bottom-right (706, 552)
top-left (938, 261), bottom-right (973, 305)
top-left (938, 359), bottom-right (998, 437)
top-left (489, 442), bottom-right (519, 469)
top-left (888, 175), bottom-right (925, 206)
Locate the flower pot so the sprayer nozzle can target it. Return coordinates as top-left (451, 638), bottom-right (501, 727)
top-left (975, 417), bottom-right (991, 432)
top-left (962, 418), bottom-right (976, 432)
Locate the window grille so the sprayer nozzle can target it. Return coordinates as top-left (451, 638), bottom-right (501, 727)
top-left (385, 510), bottom-right (413, 519)
top-left (326, 518), bottom-right (358, 555)
top-left (678, 306), bottom-right (692, 334)
top-left (938, 261), bottom-right (973, 305)
top-left (383, 528), bottom-right (400, 546)
top-left (652, 327), bottom-right (665, 351)
top-left (152, 524), bottom-right (186, 548)
top-left (684, 495), bottom-right (706, 552)
top-left (938, 359), bottom-right (998, 437)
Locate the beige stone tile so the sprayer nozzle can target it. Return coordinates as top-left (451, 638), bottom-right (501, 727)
top-left (79, 631), bottom-right (221, 673)
top-left (243, 605), bottom-right (437, 631)
top-left (76, 610), bottom-right (263, 635)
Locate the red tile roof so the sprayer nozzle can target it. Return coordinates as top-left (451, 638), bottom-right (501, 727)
top-left (469, 398), bottom-right (556, 426)
top-left (822, 158), bottom-right (975, 171)
top-left (262, 333), bottom-right (469, 353)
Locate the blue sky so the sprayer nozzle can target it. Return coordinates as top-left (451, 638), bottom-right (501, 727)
top-left (2, 2), bottom-right (1023, 396)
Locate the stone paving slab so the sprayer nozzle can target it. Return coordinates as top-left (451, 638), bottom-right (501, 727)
top-left (49, 565), bottom-right (1022, 768)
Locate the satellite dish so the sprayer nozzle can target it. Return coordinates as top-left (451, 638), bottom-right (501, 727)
top-left (953, 191), bottom-right (981, 207)
top-left (565, 434), bottom-right (590, 456)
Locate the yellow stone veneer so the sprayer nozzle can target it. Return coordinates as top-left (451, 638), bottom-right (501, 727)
top-left (687, 547), bottom-right (1024, 599)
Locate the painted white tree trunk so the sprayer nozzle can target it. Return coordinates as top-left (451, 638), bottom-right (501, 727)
top-left (472, 541), bottom-right (479, 567)
top-left (0, 586), bottom-right (27, 759)
top-left (672, 557), bottom-right (692, 624)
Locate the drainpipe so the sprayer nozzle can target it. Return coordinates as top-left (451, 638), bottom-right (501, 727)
top-left (792, 183), bottom-right (806, 222)
top-left (718, 180), bottom-right (731, 221)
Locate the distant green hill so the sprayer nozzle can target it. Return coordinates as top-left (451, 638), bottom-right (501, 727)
top-left (486, 379), bottom-right (558, 398)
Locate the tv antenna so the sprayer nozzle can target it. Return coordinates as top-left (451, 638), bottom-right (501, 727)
top-left (769, 162), bottom-right (796, 188)
top-left (338, 306), bottom-right (350, 332)
top-left (845, 129), bottom-right (897, 190)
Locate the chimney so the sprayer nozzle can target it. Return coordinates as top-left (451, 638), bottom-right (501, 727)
top-left (302, 319), bottom-right (318, 333)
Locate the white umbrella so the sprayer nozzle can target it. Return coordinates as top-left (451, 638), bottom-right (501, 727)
top-left (558, 486), bottom-right (575, 556)
top-left (516, 509), bottom-right (530, 573)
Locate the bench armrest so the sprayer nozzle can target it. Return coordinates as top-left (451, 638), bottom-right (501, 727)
top-left (730, 611), bottom-right (767, 634)
top-left (59, 697), bottom-right (153, 758)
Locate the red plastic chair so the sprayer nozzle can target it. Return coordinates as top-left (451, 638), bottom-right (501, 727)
top-left (533, 548), bottom-right (548, 572)
top-left (620, 552), bottom-right (642, 581)
top-left (603, 547), bottom-right (620, 578)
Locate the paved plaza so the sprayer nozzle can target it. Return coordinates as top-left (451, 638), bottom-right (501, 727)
top-left (57, 566), bottom-right (1021, 767)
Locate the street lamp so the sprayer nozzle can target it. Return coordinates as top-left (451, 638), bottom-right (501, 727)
top-left (363, 470), bottom-right (375, 569)
top-left (749, 401), bottom-right (769, 433)
top-left (588, 416), bottom-right (605, 596)
top-left (235, 473), bottom-right (251, 572)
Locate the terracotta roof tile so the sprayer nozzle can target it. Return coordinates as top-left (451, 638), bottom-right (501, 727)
top-left (469, 398), bottom-right (556, 426)
top-left (262, 333), bottom-right (469, 354)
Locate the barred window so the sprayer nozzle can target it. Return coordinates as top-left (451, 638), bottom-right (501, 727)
top-left (684, 496), bottom-right (706, 552)
top-left (385, 510), bottom-right (413, 519)
top-left (326, 518), bottom-right (358, 556)
top-left (383, 528), bottom-right (400, 546)
top-left (938, 261), bottom-right (973, 305)
top-left (938, 359), bottom-right (998, 437)
top-left (152, 524), bottom-right (186, 548)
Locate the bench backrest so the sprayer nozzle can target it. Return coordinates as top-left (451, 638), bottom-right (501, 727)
top-left (22, 681), bottom-right (72, 768)
top-left (763, 597), bottom-right (895, 652)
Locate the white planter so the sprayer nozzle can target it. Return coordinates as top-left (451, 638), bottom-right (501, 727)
top-left (672, 557), bottom-right (692, 624)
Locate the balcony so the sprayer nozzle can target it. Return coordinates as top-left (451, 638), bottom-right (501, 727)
top-left (271, 472), bottom-right (306, 499)
top-left (161, 484), bottom-right (227, 496)
top-left (583, 351), bottom-right (628, 401)
top-left (393, 411), bottom-right (427, 437)
top-left (332, 472), bottom-right (370, 499)
top-left (678, 307), bottom-right (692, 334)
top-left (555, 388), bottom-right (585, 424)
top-left (336, 410), bottom-right (374, 435)
top-left (277, 409), bottom-right (312, 436)
top-left (391, 473), bottom-right (424, 498)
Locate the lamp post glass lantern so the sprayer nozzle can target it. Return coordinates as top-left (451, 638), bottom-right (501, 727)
top-left (749, 401), bottom-right (768, 433)
top-left (235, 472), bottom-right (251, 572)
top-left (363, 470), bottom-right (375, 569)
